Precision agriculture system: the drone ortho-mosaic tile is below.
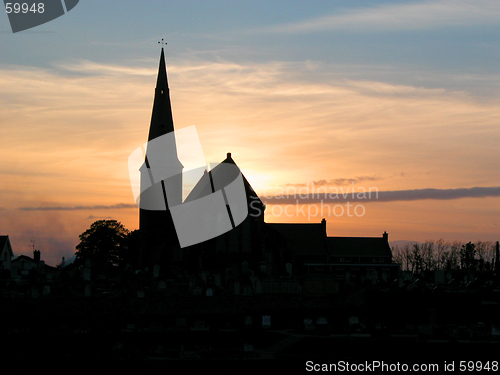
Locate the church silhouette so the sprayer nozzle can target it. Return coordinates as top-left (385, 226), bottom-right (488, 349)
top-left (137, 48), bottom-right (398, 293)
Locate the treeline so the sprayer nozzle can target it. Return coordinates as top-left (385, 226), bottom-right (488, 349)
top-left (392, 239), bottom-right (500, 273)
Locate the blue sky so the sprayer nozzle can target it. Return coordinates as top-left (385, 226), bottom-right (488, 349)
top-left (3, 0), bottom-right (500, 85)
top-left (1, 0), bottom-right (500, 265)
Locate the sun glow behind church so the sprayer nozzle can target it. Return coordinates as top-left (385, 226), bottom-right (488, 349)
top-left (1, 1), bottom-right (500, 265)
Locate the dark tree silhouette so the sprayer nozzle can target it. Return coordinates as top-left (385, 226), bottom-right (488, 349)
top-left (392, 239), bottom-right (497, 272)
top-left (460, 241), bottom-right (477, 271)
top-left (121, 229), bottom-right (143, 268)
top-left (75, 220), bottom-right (130, 271)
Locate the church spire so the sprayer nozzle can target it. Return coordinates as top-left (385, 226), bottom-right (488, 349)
top-left (147, 45), bottom-right (175, 142)
top-left (142, 44), bottom-right (183, 197)
top-left (138, 44), bottom-right (183, 271)
top-left (156, 47), bottom-right (168, 92)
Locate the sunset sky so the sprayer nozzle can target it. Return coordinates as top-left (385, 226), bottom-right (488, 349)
top-left (1, 0), bottom-right (499, 266)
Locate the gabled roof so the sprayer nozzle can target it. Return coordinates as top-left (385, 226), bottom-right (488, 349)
top-left (184, 153), bottom-right (263, 209)
top-left (266, 222), bottom-right (327, 255)
top-left (11, 254), bottom-right (36, 264)
top-left (327, 236), bottom-right (392, 258)
top-left (11, 254), bottom-right (57, 269)
top-left (0, 235), bottom-right (14, 257)
top-left (184, 170), bottom-right (212, 203)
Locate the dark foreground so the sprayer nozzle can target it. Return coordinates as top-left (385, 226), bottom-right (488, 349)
top-left (2, 290), bottom-right (499, 373)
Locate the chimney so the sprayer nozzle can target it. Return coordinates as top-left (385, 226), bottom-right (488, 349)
top-left (321, 218), bottom-right (326, 235)
top-left (34, 249), bottom-right (40, 264)
top-left (383, 231), bottom-right (388, 242)
top-left (227, 152), bottom-right (232, 159)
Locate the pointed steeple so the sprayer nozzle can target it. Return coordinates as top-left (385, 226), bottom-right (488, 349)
top-left (138, 46), bottom-right (184, 271)
top-left (143, 46), bottom-right (183, 173)
top-left (141, 45), bottom-right (183, 205)
top-left (147, 47), bottom-right (175, 142)
top-left (156, 48), bottom-right (168, 93)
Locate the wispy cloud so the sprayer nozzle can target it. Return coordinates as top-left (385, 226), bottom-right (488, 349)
top-left (56, 59), bottom-right (157, 76)
top-left (2, 58), bottom-right (499, 196)
top-left (262, 186), bottom-right (500, 204)
top-left (18, 203), bottom-right (137, 211)
top-left (285, 176), bottom-right (383, 187)
top-left (262, 0), bottom-right (500, 34)
top-left (18, 187), bottom-right (500, 211)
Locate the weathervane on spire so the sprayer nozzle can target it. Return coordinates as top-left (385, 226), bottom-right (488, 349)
top-left (158, 38), bottom-right (166, 48)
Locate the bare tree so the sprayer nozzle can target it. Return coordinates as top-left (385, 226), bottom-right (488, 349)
top-left (434, 238), bottom-right (448, 270)
top-left (392, 243), bottom-right (415, 272)
top-left (445, 241), bottom-right (462, 271)
top-left (460, 242), bottom-right (477, 271)
top-left (393, 239), bottom-right (500, 273)
top-left (421, 240), bottom-right (436, 271)
top-left (412, 243), bottom-right (424, 274)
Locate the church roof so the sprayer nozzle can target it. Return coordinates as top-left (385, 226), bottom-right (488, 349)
top-left (184, 153), bottom-right (263, 209)
top-left (327, 236), bottom-right (392, 258)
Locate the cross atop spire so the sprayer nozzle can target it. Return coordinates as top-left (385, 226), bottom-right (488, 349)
top-left (158, 38), bottom-right (166, 48)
